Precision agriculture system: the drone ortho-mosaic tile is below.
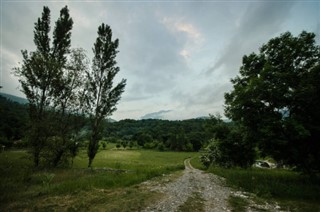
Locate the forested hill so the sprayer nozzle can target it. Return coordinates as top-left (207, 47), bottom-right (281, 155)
top-left (0, 95), bottom-right (28, 145)
top-left (104, 118), bottom-right (220, 151)
top-left (0, 93), bottom-right (28, 104)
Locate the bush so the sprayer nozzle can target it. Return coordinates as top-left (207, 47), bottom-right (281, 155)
top-left (201, 128), bottom-right (256, 168)
top-left (116, 143), bottom-right (121, 149)
top-left (0, 136), bottom-right (13, 149)
top-left (157, 143), bottom-right (165, 151)
top-left (13, 139), bottom-right (29, 148)
top-left (100, 141), bottom-right (107, 150)
top-left (144, 142), bottom-right (157, 149)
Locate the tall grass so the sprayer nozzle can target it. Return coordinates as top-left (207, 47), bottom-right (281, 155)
top-left (208, 166), bottom-right (320, 200)
top-left (191, 156), bottom-right (320, 211)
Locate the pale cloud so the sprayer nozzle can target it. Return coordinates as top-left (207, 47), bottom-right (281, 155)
top-left (160, 16), bottom-right (204, 60)
top-left (179, 49), bottom-right (190, 59)
top-left (160, 17), bottom-right (202, 41)
top-left (175, 22), bottom-right (201, 41)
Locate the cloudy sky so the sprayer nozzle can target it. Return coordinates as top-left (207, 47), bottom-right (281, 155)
top-left (1, 1), bottom-right (319, 120)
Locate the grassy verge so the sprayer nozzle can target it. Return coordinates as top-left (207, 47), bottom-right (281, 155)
top-left (0, 149), bottom-right (197, 210)
top-left (228, 196), bottom-right (249, 212)
top-left (191, 156), bottom-right (320, 211)
top-left (177, 192), bottom-right (205, 212)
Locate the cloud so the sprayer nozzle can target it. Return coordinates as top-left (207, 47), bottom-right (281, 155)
top-left (141, 110), bottom-right (172, 120)
top-left (160, 16), bottom-right (204, 61)
top-left (161, 17), bottom-right (202, 42)
top-left (207, 1), bottom-right (296, 76)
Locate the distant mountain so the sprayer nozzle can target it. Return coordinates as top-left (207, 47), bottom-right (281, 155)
top-left (0, 93), bottom-right (28, 104)
top-left (195, 116), bottom-right (210, 120)
top-left (141, 110), bottom-right (172, 120)
top-left (107, 118), bottom-right (117, 123)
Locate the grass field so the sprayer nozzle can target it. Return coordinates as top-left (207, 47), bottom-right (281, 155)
top-left (191, 156), bottom-right (320, 211)
top-left (0, 149), bottom-right (198, 211)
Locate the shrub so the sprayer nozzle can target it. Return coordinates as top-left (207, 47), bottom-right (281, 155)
top-left (116, 143), bottom-right (121, 149)
top-left (201, 128), bottom-right (256, 168)
top-left (157, 143), bottom-right (165, 151)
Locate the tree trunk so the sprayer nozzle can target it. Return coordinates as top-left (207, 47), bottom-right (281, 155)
top-left (33, 150), bottom-right (40, 167)
top-left (88, 157), bottom-right (93, 168)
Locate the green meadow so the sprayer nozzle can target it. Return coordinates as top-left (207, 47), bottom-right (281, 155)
top-left (191, 157), bottom-right (320, 211)
top-left (0, 148), bottom-right (198, 211)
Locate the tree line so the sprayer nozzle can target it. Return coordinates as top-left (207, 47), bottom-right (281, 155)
top-left (103, 118), bottom-right (217, 151)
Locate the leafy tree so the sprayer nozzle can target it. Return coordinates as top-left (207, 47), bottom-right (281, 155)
top-left (14, 6), bottom-right (74, 167)
top-left (116, 143), bottom-right (121, 149)
top-left (128, 141), bottom-right (134, 149)
top-left (46, 48), bottom-right (88, 167)
top-left (135, 133), bottom-right (153, 147)
top-left (225, 31), bottom-right (320, 174)
top-left (201, 116), bottom-right (255, 168)
top-left (169, 128), bottom-right (187, 151)
top-left (84, 23), bottom-right (126, 167)
top-left (121, 140), bottom-right (128, 149)
top-left (101, 141), bottom-right (107, 150)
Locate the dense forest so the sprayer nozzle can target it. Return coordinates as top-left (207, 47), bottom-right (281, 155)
top-left (0, 95), bottom-right (28, 147)
top-left (104, 118), bottom-right (215, 151)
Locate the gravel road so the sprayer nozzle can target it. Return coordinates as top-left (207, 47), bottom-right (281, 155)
top-left (142, 158), bottom-right (232, 212)
top-left (142, 158), bottom-right (283, 212)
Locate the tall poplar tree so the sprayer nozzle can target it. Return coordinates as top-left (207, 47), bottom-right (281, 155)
top-left (84, 23), bottom-right (126, 167)
top-left (14, 6), bottom-right (73, 167)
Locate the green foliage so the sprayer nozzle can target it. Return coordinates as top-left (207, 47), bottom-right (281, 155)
top-left (13, 6), bottom-right (87, 168)
top-left (201, 116), bottom-right (256, 168)
top-left (207, 166), bottom-right (320, 210)
top-left (104, 118), bottom-right (210, 152)
top-left (116, 143), bottom-right (121, 149)
top-left (84, 23), bottom-right (126, 167)
top-left (192, 156), bottom-right (320, 211)
top-left (177, 192), bottom-right (205, 212)
top-left (100, 141), bottom-right (107, 150)
top-left (0, 95), bottom-right (28, 144)
top-left (228, 196), bottom-right (249, 212)
top-left (121, 140), bottom-right (128, 149)
top-left (157, 142), bottom-right (166, 151)
top-left (42, 173), bottom-right (55, 188)
top-left (225, 31), bottom-right (320, 174)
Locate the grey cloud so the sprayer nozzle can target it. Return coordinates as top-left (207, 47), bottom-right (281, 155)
top-left (173, 82), bottom-right (231, 109)
top-left (115, 8), bottom-right (189, 97)
top-left (207, 2), bottom-right (296, 76)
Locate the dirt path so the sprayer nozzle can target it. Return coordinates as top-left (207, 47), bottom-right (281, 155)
top-left (142, 158), bottom-right (283, 212)
top-left (142, 158), bottom-right (232, 212)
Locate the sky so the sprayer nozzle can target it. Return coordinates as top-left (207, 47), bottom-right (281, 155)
top-left (1, 0), bottom-right (319, 120)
